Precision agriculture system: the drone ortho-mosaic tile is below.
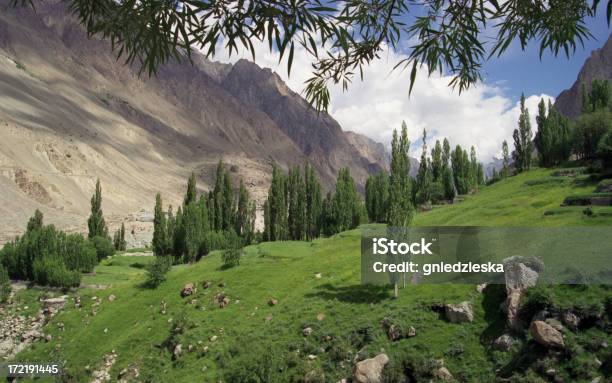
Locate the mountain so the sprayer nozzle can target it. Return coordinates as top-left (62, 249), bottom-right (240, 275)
top-left (0, 0), bottom-right (386, 244)
top-left (555, 34), bottom-right (612, 118)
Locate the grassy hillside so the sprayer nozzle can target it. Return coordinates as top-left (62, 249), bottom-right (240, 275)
top-left (10, 168), bottom-right (612, 382)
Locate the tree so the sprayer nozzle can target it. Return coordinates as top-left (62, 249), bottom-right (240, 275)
top-left (513, 94), bottom-right (534, 172)
top-left (152, 193), bottom-right (167, 256)
top-left (431, 140), bottom-right (443, 182)
top-left (0, 264), bottom-right (10, 303)
top-left (582, 79), bottom-right (611, 113)
top-left (332, 168), bottom-right (360, 232)
top-left (264, 164), bottom-right (288, 241)
top-left (469, 146), bottom-right (478, 190)
top-left (502, 140), bottom-right (510, 178)
top-left (113, 223), bottom-right (127, 251)
top-left (441, 138), bottom-right (455, 200)
top-left (365, 171), bottom-right (389, 223)
top-left (415, 129), bottom-right (432, 205)
top-left (27, 209), bottom-right (43, 232)
top-left (18, 0), bottom-right (607, 112)
top-left (451, 145), bottom-right (470, 195)
top-left (287, 166), bottom-right (305, 240)
top-left (87, 179), bottom-right (107, 238)
top-left (388, 122), bottom-right (413, 227)
top-left (184, 172), bottom-right (197, 206)
top-left (304, 163), bottom-right (322, 240)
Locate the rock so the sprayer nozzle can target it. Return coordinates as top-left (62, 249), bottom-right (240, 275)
top-left (180, 283), bottom-right (195, 297)
top-left (303, 369), bottom-right (324, 382)
top-left (530, 320), bottom-right (565, 349)
top-left (407, 326), bottom-right (416, 337)
top-left (202, 281), bottom-right (211, 289)
top-left (302, 327), bottom-right (313, 337)
top-left (445, 302), bottom-right (474, 323)
top-left (503, 258), bottom-right (539, 330)
top-left (315, 273), bottom-right (322, 279)
top-left (476, 283), bottom-right (487, 293)
top-left (210, 335), bottom-right (218, 342)
top-left (435, 367), bottom-right (454, 381)
top-left (561, 311), bottom-right (580, 331)
top-left (45, 334), bottom-right (53, 342)
top-left (380, 317), bottom-right (403, 341)
top-left (307, 354), bottom-right (317, 360)
top-left (353, 353), bottom-right (389, 383)
top-left (316, 313), bottom-right (325, 321)
top-left (108, 294), bottom-right (116, 302)
top-left (173, 344), bottom-right (182, 359)
top-left (493, 334), bottom-right (514, 351)
top-left (214, 293), bottom-right (230, 308)
top-left (268, 298), bottom-right (278, 306)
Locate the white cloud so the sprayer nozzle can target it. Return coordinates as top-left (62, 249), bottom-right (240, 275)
top-left (211, 41), bottom-right (553, 162)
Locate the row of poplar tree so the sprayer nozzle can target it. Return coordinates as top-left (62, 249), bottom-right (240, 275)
top-left (501, 80), bottom-right (611, 178)
top-left (365, 123), bottom-right (486, 224)
top-left (151, 161), bottom-right (256, 263)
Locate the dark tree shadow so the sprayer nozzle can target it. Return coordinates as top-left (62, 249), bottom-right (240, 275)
top-left (304, 283), bottom-right (392, 304)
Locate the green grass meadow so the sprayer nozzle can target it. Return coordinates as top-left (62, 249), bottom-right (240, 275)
top-left (9, 168), bottom-right (612, 382)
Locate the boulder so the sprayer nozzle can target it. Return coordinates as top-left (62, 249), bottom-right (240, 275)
top-left (214, 293), bottom-right (230, 308)
top-left (180, 283), bottom-right (195, 297)
top-left (445, 302), bottom-right (474, 323)
top-left (530, 320), bottom-right (565, 349)
top-left (435, 367), bottom-right (454, 381)
top-left (561, 311), bottom-right (580, 331)
top-left (353, 353), bottom-right (389, 383)
top-left (493, 334), bottom-right (514, 351)
top-left (503, 258), bottom-right (540, 330)
top-left (302, 327), bottom-right (313, 337)
top-left (407, 326), bottom-right (416, 337)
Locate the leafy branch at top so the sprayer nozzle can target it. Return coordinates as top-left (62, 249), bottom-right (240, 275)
top-left (11, 0), bottom-right (611, 112)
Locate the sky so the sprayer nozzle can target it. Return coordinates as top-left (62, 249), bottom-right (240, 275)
top-left (213, 12), bottom-right (611, 162)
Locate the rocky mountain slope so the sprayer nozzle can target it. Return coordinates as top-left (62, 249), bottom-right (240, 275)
top-left (555, 34), bottom-right (612, 118)
top-left (0, 0), bottom-right (387, 245)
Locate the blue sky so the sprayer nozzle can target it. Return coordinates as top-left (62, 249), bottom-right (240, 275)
top-left (482, 15), bottom-right (611, 101)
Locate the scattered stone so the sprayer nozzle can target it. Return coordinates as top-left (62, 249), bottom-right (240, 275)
top-left (353, 353), bottom-right (389, 383)
top-left (530, 320), bottom-right (565, 349)
top-left (476, 283), bottom-right (488, 293)
top-left (214, 293), bottom-right (230, 308)
top-left (561, 311), bottom-right (580, 331)
top-left (210, 335), bottom-right (218, 342)
top-left (302, 327), bottom-right (313, 337)
top-left (90, 351), bottom-right (117, 383)
top-left (103, 328), bottom-right (108, 334)
top-left (160, 300), bottom-right (167, 314)
top-left (445, 302), bottom-right (474, 323)
top-left (108, 294), bottom-right (116, 302)
top-left (307, 354), bottom-right (317, 360)
top-left (45, 334), bottom-right (53, 342)
top-left (314, 273), bottom-right (322, 279)
top-left (173, 344), bottom-right (182, 359)
top-left (202, 281), bottom-right (211, 289)
top-left (188, 344), bottom-right (193, 352)
top-left (316, 313), bottom-right (325, 321)
top-left (435, 367), bottom-right (454, 381)
top-left (493, 334), bottom-right (514, 351)
top-left (407, 326), bottom-right (416, 337)
top-left (181, 283), bottom-right (196, 297)
top-left (503, 257), bottom-right (540, 330)
top-left (218, 282), bottom-right (226, 287)
top-left (268, 298), bottom-right (278, 306)
top-left (117, 364), bottom-right (140, 383)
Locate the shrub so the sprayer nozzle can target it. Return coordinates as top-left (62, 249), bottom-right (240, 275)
top-left (222, 248), bottom-right (242, 268)
top-left (145, 256), bottom-right (172, 288)
top-left (32, 256), bottom-right (80, 288)
top-left (62, 234), bottom-right (97, 273)
top-left (90, 236), bottom-right (115, 260)
top-left (0, 264), bottom-right (11, 303)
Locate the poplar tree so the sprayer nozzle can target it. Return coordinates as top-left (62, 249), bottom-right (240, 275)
top-left (451, 145), bottom-right (470, 195)
top-left (502, 140), bottom-right (510, 178)
top-left (287, 166), bottom-right (305, 240)
top-left (152, 193), bottom-right (167, 256)
top-left (469, 146), bottom-right (478, 190)
top-left (415, 129), bottom-right (432, 205)
top-left (388, 122), bottom-right (413, 227)
top-left (332, 168), bottom-right (360, 232)
top-left (184, 173), bottom-right (197, 206)
top-left (87, 179), bottom-right (107, 238)
top-left (304, 163), bottom-right (322, 240)
top-left (513, 94), bottom-right (533, 172)
top-left (265, 164), bottom-right (288, 241)
top-left (441, 138), bottom-right (455, 200)
top-left (431, 140), bottom-right (443, 182)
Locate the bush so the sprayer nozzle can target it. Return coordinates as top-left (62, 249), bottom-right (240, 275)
top-left (90, 236), bottom-right (115, 260)
top-left (222, 248), bottom-right (242, 268)
top-left (0, 264), bottom-right (11, 303)
top-left (597, 129), bottom-right (612, 168)
top-left (32, 256), bottom-right (80, 288)
top-left (145, 256), bottom-right (172, 288)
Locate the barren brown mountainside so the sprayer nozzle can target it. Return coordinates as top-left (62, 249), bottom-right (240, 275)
top-left (0, 0), bottom-right (387, 245)
top-left (555, 34), bottom-right (612, 118)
